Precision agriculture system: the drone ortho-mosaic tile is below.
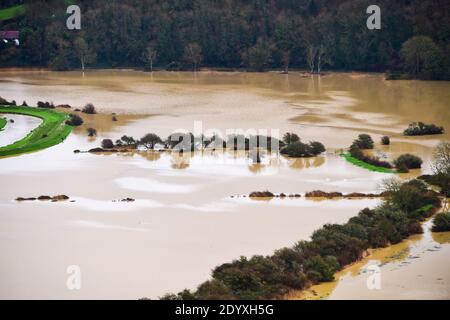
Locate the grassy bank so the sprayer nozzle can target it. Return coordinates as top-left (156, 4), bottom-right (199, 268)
top-left (0, 4), bottom-right (25, 21)
top-left (0, 105), bottom-right (73, 157)
top-left (0, 117), bottom-right (6, 131)
top-left (340, 153), bottom-right (396, 174)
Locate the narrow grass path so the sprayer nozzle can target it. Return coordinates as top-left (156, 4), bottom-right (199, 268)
top-left (0, 117), bottom-right (6, 131)
top-left (0, 105), bottom-right (73, 157)
top-left (340, 152), bottom-right (396, 173)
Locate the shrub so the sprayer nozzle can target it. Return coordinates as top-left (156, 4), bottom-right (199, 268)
top-left (348, 145), bottom-right (393, 169)
top-left (87, 128), bottom-right (97, 137)
top-left (432, 212), bottom-right (450, 232)
top-left (394, 154), bottom-right (423, 169)
top-left (37, 101), bottom-right (55, 109)
top-left (308, 141), bottom-right (326, 155)
top-left (396, 164), bottom-right (409, 173)
top-left (403, 122), bottom-right (444, 136)
top-left (101, 139), bottom-right (114, 149)
top-left (82, 103), bottom-right (96, 114)
top-left (381, 136), bottom-right (390, 145)
top-left (351, 134), bottom-right (374, 149)
top-left (280, 141), bottom-right (325, 157)
top-left (303, 255), bottom-right (340, 282)
top-left (282, 132), bottom-right (300, 145)
top-left (65, 113), bottom-right (83, 126)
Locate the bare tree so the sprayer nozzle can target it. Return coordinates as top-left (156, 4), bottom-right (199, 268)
top-left (184, 43), bottom-right (203, 72)
top-left (74, 37), bottom-right (96, 71)
top-left (144, 43), bottom-right (157, 72)
top-left (281, 50), bottom-right (291, 73)
top-left (306, 44), bottom-right (317, 74)
top-left (432, 142), bottom-right (450, 175)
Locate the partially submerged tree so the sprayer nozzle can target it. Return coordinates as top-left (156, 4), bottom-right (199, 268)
top-left (74, 37), bottom-right (96, 72)
top-left (144, 42), bottom-right (157, 72)
top-left (183, 43), bottom-right (203, 72)
top-left (140, 133), bottom-right (162, 149)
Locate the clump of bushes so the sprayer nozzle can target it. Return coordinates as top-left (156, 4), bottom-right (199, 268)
top-left (37, 101), bottom-right (55, 109)
top-left (115, 135), bottom-right (136, 147)
top-left (403, 122), bottom-right (444, 136)
top-left (432, 212), bottom-right (450, 232)
top-left (280, 141), bottom-right (325, 157)
top-left (349, 145), bottom-right (393, 169)
top-left (65, 113), bottom-right (83, 126)
top-left (82, 103), bottom-right (96, 114)
top-left (394, 154), bottom-right (423, 169)
top-left (159, 179), bottom-right (440, 300)
top-left (381, 136), bottom-right (390, 145)
top-left (351, 134), bottom-right (374, 149)
top-left (101, 139), bottom-right (114, 149)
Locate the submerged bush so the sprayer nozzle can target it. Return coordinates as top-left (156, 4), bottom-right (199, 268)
top-left (65, 113), bottom-right (83, 126)
top-left (348, 146), bottom-right (393, 169)
top-left (101, 139), bottom-right (114, 149)
top-left (351, 134), bottom-right (374, 149)
top-left (394, 154), bottom-right (423, 169)
top-left (282, 132), bottom-right (300, 145)
top-left (403, 122), bottom-right (444, 136)
top-left (37, 101), bottom-right (55, 109)
top-left (82, 103), bottom-right (96, 114)
top-left (280, 141), bottom-right (325, 157)
top-left (381, 136), bottom-right (390, 145)
top-left (432, 212), bottom-right (450, 232)
top-left (86, 128), bottom-right (97, 137)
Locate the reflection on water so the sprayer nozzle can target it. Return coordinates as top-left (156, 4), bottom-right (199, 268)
top-left (113, 149), bottom-right (326, 173)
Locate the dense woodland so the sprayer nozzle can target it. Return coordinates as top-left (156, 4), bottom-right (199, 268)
top-left (0, 0), bottom-right (450, 79)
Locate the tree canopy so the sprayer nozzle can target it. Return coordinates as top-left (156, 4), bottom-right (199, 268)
top-left (0, 0), bottom-right (449, 79)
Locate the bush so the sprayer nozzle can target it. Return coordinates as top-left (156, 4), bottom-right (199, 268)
top-left (348, 146), bottom-right (393, 169)
top-left (82, 103), bottom-right (96, 114)
top-left (381, 136), bottom-right (390, 145)
top-left (87, 128), bottom-right (97, 137)
top-left (280, 141), bottom-right (325, 157)
top-left (282, 132), bottom-right (300, 145)
top-left (65, 113), bottom-right (83, 126)
top-left (403, 122), bottom-right (444, 136)
top-left (37, 101), bottom-right (55, 109)
top-left (101, 139), bottom-right (114, 149)
top-left (308, 141), bottom-right (326, 155)
top-left (351, 134), bottom-right (374, 149)
top-left (394, 154), bottom-right (423, 169)
top-left (432, 212), bottom-right (450, 232)
top-left (303, 255), bottom-right (340, 282)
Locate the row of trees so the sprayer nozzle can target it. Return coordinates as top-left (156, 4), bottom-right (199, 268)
top-left (159, 177), bottom-right (442, 300)
top-left (0, 0), bottom-right (449, 78)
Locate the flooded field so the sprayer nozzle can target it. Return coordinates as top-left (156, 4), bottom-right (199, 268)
top-left (0, 70), bottom-right (449, 299)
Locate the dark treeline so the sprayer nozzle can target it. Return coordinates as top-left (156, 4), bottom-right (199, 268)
top-left (1, 0), bottom-right (450, 79)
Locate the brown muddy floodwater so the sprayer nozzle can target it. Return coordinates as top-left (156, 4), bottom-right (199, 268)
top-left (0, 70), bottom-right (449, 299)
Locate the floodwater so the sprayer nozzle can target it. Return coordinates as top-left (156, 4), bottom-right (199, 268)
top-left (0, 70), bottom-right (449, 299)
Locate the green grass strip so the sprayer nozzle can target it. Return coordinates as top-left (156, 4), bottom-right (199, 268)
top-left (0, 4), bottom-right (25, 21)
top-left (0, 105), bottom-right (73, 157)
top-left (340, 153), bottom-right (396, 174)
top-left (0, 117), bottom-right (6, 131)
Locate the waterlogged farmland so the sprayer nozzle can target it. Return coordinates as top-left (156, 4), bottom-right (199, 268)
top-left (0, 71), bottom-right (449, 299)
